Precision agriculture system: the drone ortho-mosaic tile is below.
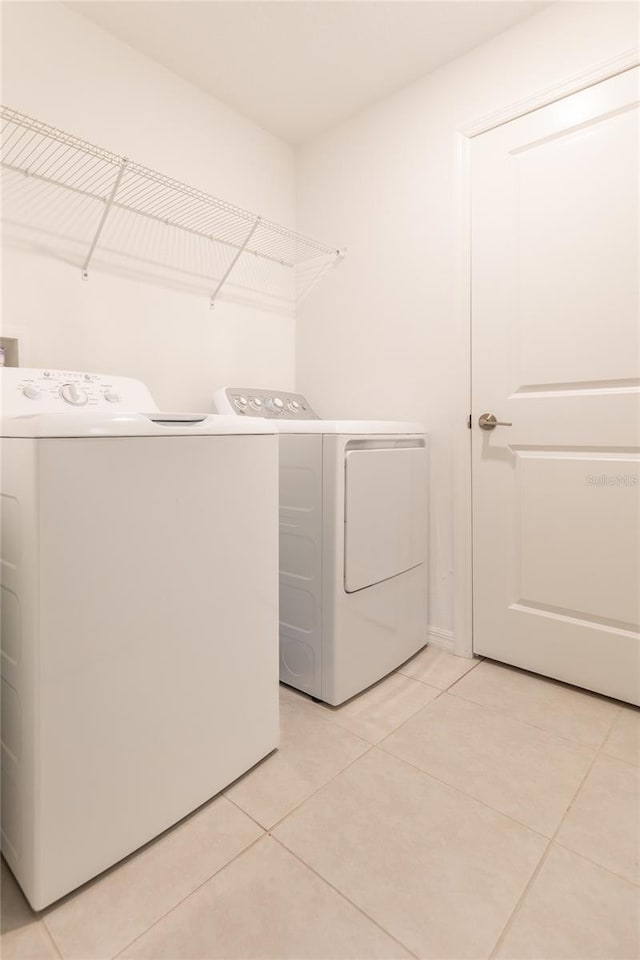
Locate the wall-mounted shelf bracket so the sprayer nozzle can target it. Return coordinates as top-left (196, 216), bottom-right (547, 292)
top-left (81, 157), bottom-right (128, 280)
top-left (209, 216), bottom-right (261, 309)
top-left (297, 247), bottom-right (347, 307)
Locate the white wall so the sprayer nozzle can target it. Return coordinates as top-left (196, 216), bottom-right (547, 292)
top-left (295, 2), bottom-right (639, 641)
top-left (0, 1), bottom-right (296, 410)
top-left (2, 2), bottom-right (637, 637)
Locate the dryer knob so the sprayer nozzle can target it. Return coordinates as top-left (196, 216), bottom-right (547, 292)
top-left (104, 390), bottom-right (121, 403)
top-left (22, 385), bottom-right (41, 400)
top-left (60, 382), bottom-right (89, 406)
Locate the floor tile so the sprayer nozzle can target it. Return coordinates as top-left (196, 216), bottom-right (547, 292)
top-left (496, 844), bottom-right (640, 959)
top-left (1, 859), bottom-right (59, 960)
top-left (451, 660), bottom-right (619, 747)
top-left (398, 645), bottom-right (479, 690)
top-left (43, 796), bottom-right (262, 960)
top-left (318, 672), bottom-right (440, 744)
top-left (603, 704), bottom-right (640, 766)
top-left (225, 685), bottom-right (369, 829)
top-left (120, 836), bottom-right (410, 959)
top-left (274, 748), bottom-right (546, 959)
top-left (381, 693), bottom-right (594, 836)
top-left (556, 753), bottom-right (640, 884)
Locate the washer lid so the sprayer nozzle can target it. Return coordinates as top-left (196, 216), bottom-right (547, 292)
top-left (1, 412), bottom-right (277, 438)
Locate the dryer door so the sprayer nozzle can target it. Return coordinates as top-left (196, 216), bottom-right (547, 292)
top-left (344, 445), bottom-right (427, 593)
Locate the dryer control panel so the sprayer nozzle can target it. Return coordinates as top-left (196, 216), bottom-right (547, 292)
top-left (1, 368), bottom-right (157, 416)
top-left (213, 387), bottom-right (320, 419)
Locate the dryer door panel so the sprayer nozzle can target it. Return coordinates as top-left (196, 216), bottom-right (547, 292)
top-left (344, 447), bottom-right (427, 593)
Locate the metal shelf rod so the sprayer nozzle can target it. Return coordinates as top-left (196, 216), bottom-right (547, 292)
top-left (81, 158), bottom-right (128, 280)
top-left (209, 217), bottom-right (260, 308)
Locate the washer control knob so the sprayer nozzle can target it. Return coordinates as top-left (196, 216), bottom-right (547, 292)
top-left (60, 382), bottom-right (88, 406)
top-left (265, 397), bottom-right (284, 414)
top-left (235, 395), bottom-right (248, 408)
top-left (250, 398), bottom-right (263, 409)
top-left (287, 399), bottom-right (300, 412)
top-left (22, 385), bottom-right (41, 400)
top-left (104, 390), bottom-right (121, 403)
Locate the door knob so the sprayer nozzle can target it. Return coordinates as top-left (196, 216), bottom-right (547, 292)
top-left (478, 413), bottom-right (512, 431)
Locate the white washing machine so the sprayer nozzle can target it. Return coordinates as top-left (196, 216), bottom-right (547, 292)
top-left (1, 368), bottom-right (279, 910)
top-left (213, 387), bottom-right (428, 705)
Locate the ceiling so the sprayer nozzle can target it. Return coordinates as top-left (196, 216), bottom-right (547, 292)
top-left (70, 1), bottom-right (548, 144)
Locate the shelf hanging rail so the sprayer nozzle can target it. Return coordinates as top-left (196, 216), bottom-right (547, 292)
top-left (0, 105), bottom-right (344, 307)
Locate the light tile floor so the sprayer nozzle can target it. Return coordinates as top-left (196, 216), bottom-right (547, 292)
top-left (1, 646), bottom-right (638, 959)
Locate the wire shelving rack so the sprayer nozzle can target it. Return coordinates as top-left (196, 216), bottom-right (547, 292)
top-left (0, 106), bottom-right (343, 309)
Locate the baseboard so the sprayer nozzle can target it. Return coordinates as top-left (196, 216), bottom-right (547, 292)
top-left (426, 626), bottom-right (454, 653)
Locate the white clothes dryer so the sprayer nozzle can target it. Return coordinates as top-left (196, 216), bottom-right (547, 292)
top-left (1, 368), bottom-right (279, 909)
top-left (213, 387), bottom-right (428, 705)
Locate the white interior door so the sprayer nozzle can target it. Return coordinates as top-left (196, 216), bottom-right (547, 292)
top-left (471, 66), bottom-right (640, 705)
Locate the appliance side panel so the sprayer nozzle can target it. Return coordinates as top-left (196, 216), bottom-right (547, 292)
top-left (279, 434), bottom-right (323, 696)
top-left (35, 434), bottom-right (279, 908)
top-left (0, 438), bottom-right (39, 901)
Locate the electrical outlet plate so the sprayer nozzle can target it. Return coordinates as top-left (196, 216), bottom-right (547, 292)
top-left (0, 337), bottom-right (20, 367)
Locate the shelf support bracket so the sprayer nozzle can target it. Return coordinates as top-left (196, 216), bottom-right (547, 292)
top-left (81, 157), bottom-right (128, 280)
top-left (209, 217), bottom-right (260, 308)
top-left (296, 248), bottom-right (346, 308)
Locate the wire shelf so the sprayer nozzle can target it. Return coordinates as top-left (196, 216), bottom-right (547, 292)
top-left (0, 106), bottom-right (343, 308)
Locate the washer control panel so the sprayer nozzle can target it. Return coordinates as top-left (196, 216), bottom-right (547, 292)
top-left (1, 368), bottom-right (155, 416)
top-left (215, 388), bottom-right (319, 420)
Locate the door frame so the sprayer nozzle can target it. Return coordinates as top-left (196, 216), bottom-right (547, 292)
top-left (452, 47), bottom-right (639, 658)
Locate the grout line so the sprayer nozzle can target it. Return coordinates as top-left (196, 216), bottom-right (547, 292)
top-left (552, 839), bottom-right (640, 889)
top-left (397, 651), bottom-right (483, 691)
top-left (322, 682), bottom-right (444, 746)
top-left (375, 689), bottom-right (601, 841)
top-left (262, 660), bottom-right (485, 837)
top-left (264, 741), bottom-right (377, 834)
top-left (375, 688), bottom-right (448, 746)
top-left (271, 835), bottom-right (420, 960)
top-left (112, 669), bottom-right (444, 960)
top-left (440, 656), bottom-right (483, 691)
top-left (40, 918), bottom-right (64, 959)
top-left (38, 654), bottom-right (633, 960)
top-left (487, 735), bottom-right (605, 959)
top-left (487, 841), bottom-right (554, 960)
top-left (226, 665), bottom-right (462, 837)
top-left (40, 795), bottom-right (268, 956)
top-left (374, 741), bottom-right (551, 842)
top-left (387, 687), bottom-right (602, 759)
top-left (598, 746), bottom-right (640, 770)
top-left (110, 831), bottom-right (268, 959)
top-left (447, 683), bottom-right (622, 751)
top-left (553, 840), bottom-right (640, 887)
top-left (280, 687), bottom-right (375, 746)
top-left (223, 791), bottom-right (272, 832)
top-left (542, 704), bottom-right (640, 889)
top-left (397, 672), bottom-right (456, 691)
